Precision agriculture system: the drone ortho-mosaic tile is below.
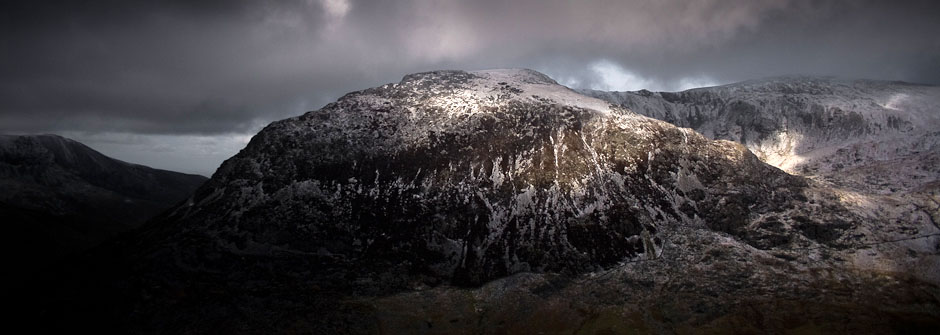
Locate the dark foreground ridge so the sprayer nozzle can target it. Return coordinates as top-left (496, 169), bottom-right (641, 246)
top-left (0, 134), bottom-right (207, 292)
top-left (12, 70), bottom-right (939, 333)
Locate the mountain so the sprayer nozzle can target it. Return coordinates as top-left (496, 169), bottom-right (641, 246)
top-left (579, 77), bottom-right (940, 194)
top-left (17, 71), bottom-right (939, 333)
top-left (580, 78), bottom-right (940, 307)
top-left (0, 134), bottom-right (207, 290)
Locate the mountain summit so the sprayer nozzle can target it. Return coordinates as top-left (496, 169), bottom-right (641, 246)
top-left (143, 68), bottom-right (847, 284)
top-left (21, 70), bottom-right (940, 333)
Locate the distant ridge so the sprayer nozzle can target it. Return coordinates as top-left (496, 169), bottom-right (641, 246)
top-left (0, 134), bottom-right (207, 291)
top-left (581, 76), bottom-right (940, 194)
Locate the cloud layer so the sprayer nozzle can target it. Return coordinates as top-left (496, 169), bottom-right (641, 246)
top-left (2, 0), bottom-right (938, 174)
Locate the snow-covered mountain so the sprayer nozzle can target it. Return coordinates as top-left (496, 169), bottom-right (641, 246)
top-left (143, 69), bottom-right (854, 284)
top-left (17, 71), bottom-right (939, 333)
top-left (580, 77), bottom-right (940, 195)
top-left (0, 134), bottom-right (207, 290)
top-left (581, 79), bottom-right (940, 305)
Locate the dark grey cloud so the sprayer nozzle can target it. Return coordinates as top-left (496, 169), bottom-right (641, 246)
top-left (2, 0), bottom-right (938, 174)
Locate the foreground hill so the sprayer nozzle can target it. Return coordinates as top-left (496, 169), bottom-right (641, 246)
top-left (0, 134), bottom-right (207, 290)
top-left (17, 71), bottom-right (939, 333)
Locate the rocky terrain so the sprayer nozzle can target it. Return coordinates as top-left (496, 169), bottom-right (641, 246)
top-left (0, 134), bottom-right (207, 291)
top-left (582, 78), bottom-right (940, 288)
top-left (15, 70), bottom-right (939, 333)
top-left (580, 77), bottom-right (940, 194)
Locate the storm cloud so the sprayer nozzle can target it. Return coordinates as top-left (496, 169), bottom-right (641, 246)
top-left (2, 0), bottom-right (938, 175)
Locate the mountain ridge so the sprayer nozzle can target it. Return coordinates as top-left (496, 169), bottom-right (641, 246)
top-left (579, 76), bottom-right (940, 193)
top-left (0, 133), bottom-right (207, 292)
top-left (13, 69), bottom-right (940, 333)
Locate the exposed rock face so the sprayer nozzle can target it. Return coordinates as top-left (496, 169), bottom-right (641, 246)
top-left (582, 78), bottom-right (940, 287)
top-left (17, 71), bottom-right (939, 333)
top-left (140, 70), bottom-right (858, 285)
top-left (580, 77), bottom-right (940, 194)
top-left (0, 134), bottom-right (207, 290)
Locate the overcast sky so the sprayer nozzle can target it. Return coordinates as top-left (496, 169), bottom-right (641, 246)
top-left (2, 0), bottom-right (939, 176)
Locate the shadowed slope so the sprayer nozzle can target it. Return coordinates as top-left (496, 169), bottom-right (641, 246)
top-left (0, 134), bottom-right (207, 291)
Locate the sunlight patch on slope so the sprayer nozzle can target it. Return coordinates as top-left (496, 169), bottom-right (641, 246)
top-left (472, 69), bottom-right (616, 115)
top-left (882, 93), bottom-right (909, 111)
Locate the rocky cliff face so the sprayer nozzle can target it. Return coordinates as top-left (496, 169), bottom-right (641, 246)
top-left (18, 71), bottom-right (939, 334)
top-left (580, 77), bottom-right (940, 194)
top-left (148, 69), bottom-right (858, 285)
top-left (0, 134), bottom-right (207, 290)
top-left (582, 77), bottom-right (940, 293)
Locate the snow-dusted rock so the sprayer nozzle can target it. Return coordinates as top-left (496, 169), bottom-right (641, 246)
top-left (580, 76), bottom-right (940, 193)
top-left (583, 77), bottom-right (940, 288)
top-left (22, 71), bottom-right (939, 333)
top-left (143, 69), bottom-right (862, 286)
